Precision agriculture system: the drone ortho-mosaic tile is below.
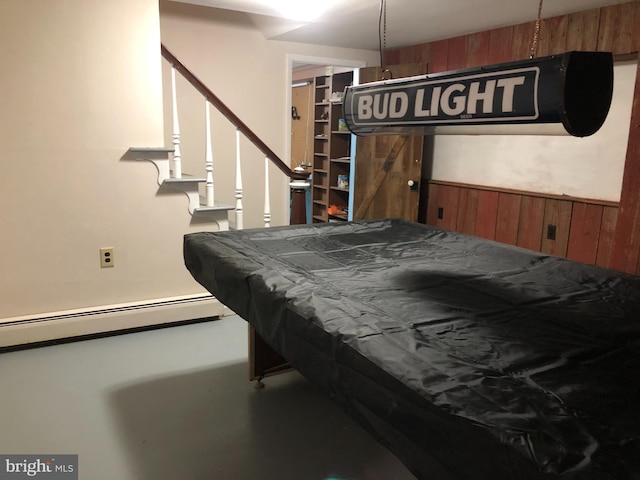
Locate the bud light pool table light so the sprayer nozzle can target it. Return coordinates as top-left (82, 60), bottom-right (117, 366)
top-left (343, 51), bottom-right (614, 138)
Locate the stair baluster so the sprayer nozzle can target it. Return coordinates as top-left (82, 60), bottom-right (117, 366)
top-left (171, 67), bottom-right (182, 179)
top-left (264, 157), bottom-right (271, 228)
top-left (205, 101), bottom-right (214, 207)
top-left (235, 129), bottom-right (244, 230)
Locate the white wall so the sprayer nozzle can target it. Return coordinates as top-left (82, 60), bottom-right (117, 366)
top-left (0, 0), bottom-right (214, 319)
top-left (159, 0), bottom-right (379, 227)
top-left (431, 60), bottom-right (637, 202)
top-left (0, 0), bottom-right (378, 321)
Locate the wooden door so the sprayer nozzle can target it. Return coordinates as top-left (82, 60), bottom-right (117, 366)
top-left (290, 83), bottom-right (314, 169)
top-left (353, 63), bottom-right (427, 221)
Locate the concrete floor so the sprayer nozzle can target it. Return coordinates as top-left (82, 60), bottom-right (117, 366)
top-left (0, 315), bottom-right (415, 479)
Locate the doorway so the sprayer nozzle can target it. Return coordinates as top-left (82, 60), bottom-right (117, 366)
top-left (284, 55), bottom-right (367, 224)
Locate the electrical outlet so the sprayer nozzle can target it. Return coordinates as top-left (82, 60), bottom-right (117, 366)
top-left (100, 247), bottom-right (114, 268)
top-left (547, 225), bottom-right (557, 241)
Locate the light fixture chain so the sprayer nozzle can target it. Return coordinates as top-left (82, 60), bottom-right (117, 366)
top-left (379, 0), bottom-right (391, 79)
top-left (383, 0), bottom-right (387, 58)
top-left (529, 0), bottom-right (544, 59)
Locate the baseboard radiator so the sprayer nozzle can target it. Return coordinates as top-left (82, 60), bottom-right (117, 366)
top-left (0, 294), bottom-right (231, 349)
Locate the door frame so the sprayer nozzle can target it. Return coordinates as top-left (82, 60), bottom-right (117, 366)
top-left (283, 54), bottom-right (368, 224)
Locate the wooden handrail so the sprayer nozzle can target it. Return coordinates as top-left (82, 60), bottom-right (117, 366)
top-left (161, 44), bottom-right (307, 181)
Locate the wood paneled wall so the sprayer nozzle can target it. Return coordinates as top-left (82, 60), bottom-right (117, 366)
top-left (387, 1), bottom-right (640, 274)
top-left (427, 181), bottom-right (619, 268)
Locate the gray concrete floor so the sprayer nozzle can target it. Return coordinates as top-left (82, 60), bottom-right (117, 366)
top-left (0, 315), bottom-right (415, 479)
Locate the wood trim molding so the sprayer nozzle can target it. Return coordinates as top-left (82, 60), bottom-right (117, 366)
top-left (161, 44), bottom-right (307, 181)
top-left (428, 180), bottom-right (620, 208)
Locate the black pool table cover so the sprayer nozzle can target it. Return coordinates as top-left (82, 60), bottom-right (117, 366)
top-left (184, 219), bottom-right (640, 479)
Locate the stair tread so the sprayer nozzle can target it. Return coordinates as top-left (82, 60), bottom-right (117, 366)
top-left (128, 147), bottom-right (174, 152)
top-left (125, 147), bottom-right (174, 160)
top-left (163, 177), bottom-right (207, 184)
top-left (194, 203), bottom-right (235, 213)
top-left (129, 147), bottom-right (234, 218)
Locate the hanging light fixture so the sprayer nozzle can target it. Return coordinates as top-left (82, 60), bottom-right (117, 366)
top-left (344, 0), bottom-right (614, 137)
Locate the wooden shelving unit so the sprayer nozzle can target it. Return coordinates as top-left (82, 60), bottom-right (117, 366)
top-left (312, 71), bottom-right (354, 223)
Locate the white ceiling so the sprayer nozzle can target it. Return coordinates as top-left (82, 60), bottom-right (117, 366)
top-left (171, 0), bottom-right (626, 50)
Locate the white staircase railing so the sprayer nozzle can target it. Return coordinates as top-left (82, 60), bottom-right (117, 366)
top-left (160, 44), bottom-right (308, 229)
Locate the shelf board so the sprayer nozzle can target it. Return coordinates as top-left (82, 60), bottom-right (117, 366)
top-left (312, 70), bottom-right (354, 223)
